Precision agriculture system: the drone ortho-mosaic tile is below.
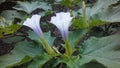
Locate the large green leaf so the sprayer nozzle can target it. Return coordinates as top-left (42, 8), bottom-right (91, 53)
top-left (86, 0), bottom-right (120, 22)
top-left (0, 40), bottom-right (44, 68)
top-left (2, 35), bottom-right (24, 43)
top-left (28, 54), bottom-right (53, 68)
top-left (72, 0), bottom-right (120, 29)
top-left (80, 33), bottom-right (120, 68)
top-left (57, 56), bottom-right (106, 68)
top-left (69, 29), bottom-right (89, 46)
top-left (1, 10), bottom-right (24, 21)
top-left (13, 1), bottom-right (51, 14)
top-left (0, 10), bottom-right (24, 38)
top-left (81, 62), bottom-right (107, 68)
top-left (94, 5), bottom-right (120, 22)
top-left (0, 10), bottom-right (22, 27)
top-left (59, 56), bottom-right (82, 68)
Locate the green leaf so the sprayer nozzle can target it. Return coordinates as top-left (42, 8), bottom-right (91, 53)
top-left (2, 35), bottom-right (24, 44)
top-left (28, 54), bottom-right (53, 68)
top-left (58, 56), bottom-right (81, 68)
top-left (60, 0), bottom-right (82, 8)
top-left (72, 17), bottom-right (108, 29)
top-left (61, 0), bottom-right (71, 7)
top-left (0, 40), bottom-right (44, 68)
top-left (88, 19), bottom-right (108, 27)
top-left (69, 29), bottom-right (89, 46)
top-left (13, 1), bottom-right (51, 14)
top-left (86, 0), bottom-right (120, 22)
top-left (0, 16), bottom-right (6, 27)
top-left (73, 0), bottom-right (120, 29)
top-left (1, 10), bottom-right (24, 21)
top-left (94, 5), bottom-right (120, 22)
top-left (81, 62), bottom-right (107, 68)
top-left (38, 2), bottom-right (52, 11)
top-left (80, 33), bottom-right (120, 68)
top-left (72, 17), bottom-right (88, 29)
top-left (28, 31), bottom-right (55, 46)
top-left (0, 24), bottom-right (21, 38)
top-left (0, 10), bottom-right (25, 38)
top-left (7, 56), bottom-right (32, 68)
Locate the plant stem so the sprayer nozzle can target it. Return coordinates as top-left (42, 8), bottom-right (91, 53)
top-left (64, 39), bottom-right (73, 57)
top-left (82, 1), bottom-right (86, 18)
top-left (82, 1), bottom-right (89, 27)
top-left (40, 36), bottom-right (55, 55)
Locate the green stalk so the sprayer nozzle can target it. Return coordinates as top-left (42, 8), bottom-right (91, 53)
top-left (40, 36), bottom-right (56, 55)
top-left (82, 1), bottom-right (86, 18)
top-left (64, 39), bottom-right (73, 57)
top-left (82, 1), bottom-right (89, 28)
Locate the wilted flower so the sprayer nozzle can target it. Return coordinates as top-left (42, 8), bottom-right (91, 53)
top-left (50, 12), bottom-right (73, 39)
top-left (23, 14), bottom-right (43, 37)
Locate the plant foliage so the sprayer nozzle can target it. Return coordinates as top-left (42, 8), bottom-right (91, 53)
top-left (0, 0), bottom-right (120, 68)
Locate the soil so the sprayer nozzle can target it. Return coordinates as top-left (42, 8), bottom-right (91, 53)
top-left (0, 40), bottom-right (13, 56)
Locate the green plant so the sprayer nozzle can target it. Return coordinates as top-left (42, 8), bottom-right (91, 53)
top-left (0, 0), bottom-right (120, 68)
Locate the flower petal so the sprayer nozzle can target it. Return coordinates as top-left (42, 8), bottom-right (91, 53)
top-left (50, 12), bottom-right (73, 39)
top-left (23, 14), bottom-right (43, 37)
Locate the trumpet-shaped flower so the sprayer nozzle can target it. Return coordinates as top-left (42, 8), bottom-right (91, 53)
top-left (50, 12), bottom-right (73, 39)
top-left (23, 14), bottom-right (43, 37)
top-left (23, 15), bottom-right (56, 55)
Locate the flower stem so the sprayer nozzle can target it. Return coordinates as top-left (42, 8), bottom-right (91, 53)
top-left (40, 36), bottom-right (56, 55)
top-left (64, 39), bottom-right (73, 57)
top-left (82, 1), bottom-right (89, 27)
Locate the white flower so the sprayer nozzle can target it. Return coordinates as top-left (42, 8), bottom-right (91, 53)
top-left (50, 12), bottom-right (73, 39)
top-left (23, 14), bottom-right (43, 37)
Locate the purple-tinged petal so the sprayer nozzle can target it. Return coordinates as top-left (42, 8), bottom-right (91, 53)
top-left (50, 12), bottom-right (73, 39)
top-left (23, 14), bottom-right (43, 37)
